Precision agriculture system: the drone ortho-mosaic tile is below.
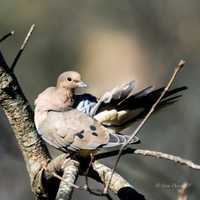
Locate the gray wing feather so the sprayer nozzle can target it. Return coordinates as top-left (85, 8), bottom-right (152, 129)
top-left (91, 81), bottom-right (135, 115)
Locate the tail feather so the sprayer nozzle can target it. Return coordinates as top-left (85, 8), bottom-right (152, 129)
top-left (103, 132), bottom-right (140, 148)
top-left (116, 86), bottom-right (187, 111)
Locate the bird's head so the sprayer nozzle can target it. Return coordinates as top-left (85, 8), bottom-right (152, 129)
top-left (56, 71), bottom-right (87, 90)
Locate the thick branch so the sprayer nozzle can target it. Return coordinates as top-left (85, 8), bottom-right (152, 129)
top-left (0, 50), bottom-right (51, 199)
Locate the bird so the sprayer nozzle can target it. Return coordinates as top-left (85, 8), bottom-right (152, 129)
top-left (34, 71), bottom-right (187, 154)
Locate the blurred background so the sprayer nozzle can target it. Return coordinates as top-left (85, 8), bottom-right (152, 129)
top-left (0, 0), bottom-right (200, 199)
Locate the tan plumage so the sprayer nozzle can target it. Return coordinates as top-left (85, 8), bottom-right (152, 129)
top-left (34, 71), bottom-right (139, 153)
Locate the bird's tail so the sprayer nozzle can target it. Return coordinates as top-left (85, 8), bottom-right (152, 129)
top-left (103, 132), bottom-right (140, 148)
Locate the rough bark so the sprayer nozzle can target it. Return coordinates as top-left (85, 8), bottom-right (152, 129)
top-left (0, 51), bottom-right (51, 199)
top-left (56, 159), bottom-right (79, 200)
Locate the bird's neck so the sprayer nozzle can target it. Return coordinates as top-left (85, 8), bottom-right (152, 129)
top-left (65, 88), bottom-right (75, 103)
top-left (56, 87), bottom-right (75, 104)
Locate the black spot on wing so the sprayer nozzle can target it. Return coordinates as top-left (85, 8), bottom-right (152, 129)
top-left (92, 132), bottom-right (98, 136)
top-left (90, 125), bottom-right (96, 131)
top-left (75, 130), bottom-right (84, 139)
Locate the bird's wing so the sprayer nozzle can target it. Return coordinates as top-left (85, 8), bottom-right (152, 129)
top-left (74, 81), bottom-right (135, 116)
top-left (73, 93), bottom-right (97, 116)
top-left (91, 81), bottom-right (135, 115)
top-left (74, 83), bottom-right (187, 132)
top-left (38, 109), bottom-right (139, 152)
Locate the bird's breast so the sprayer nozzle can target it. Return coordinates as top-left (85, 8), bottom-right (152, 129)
top-left (34, 109), bottom-right (48, 130)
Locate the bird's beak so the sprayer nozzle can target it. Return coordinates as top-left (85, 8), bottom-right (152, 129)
top-left (78, 81), bottom-right (88, 88)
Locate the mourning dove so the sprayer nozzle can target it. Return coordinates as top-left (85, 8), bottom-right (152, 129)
top-left (34, 71), bottom-right (186, 153)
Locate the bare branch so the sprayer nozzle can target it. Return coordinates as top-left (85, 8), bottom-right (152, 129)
top-left (133, 149), bottom-right (200, 170)
top-left (104, 60), bottom-right (186, 193)
top-left (56, 159), bottom-right (80, 200)
top-left (94, 148), bottom-right (200, 170)
top-left (0, 30), bottom-right (15, 43)
top-left (10, 24), bottom-right (35, 71)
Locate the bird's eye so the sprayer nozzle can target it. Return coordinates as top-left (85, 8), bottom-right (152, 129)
top-left (67, 77), bottom-right (72, 81)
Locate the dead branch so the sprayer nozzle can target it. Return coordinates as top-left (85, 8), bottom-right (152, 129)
top-left (10, 24), bottom-right (35, 71)
top-left (94, 148), bottom-right (200, 170)
top-left (0, 30), bottom-right (14, 43)
top-left (104, 60), bottom-right (186, 193)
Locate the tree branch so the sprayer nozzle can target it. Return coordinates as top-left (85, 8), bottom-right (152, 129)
top-left (0, 52), bottom-right (50, 170)
top-left (0, 49), bottom-right (53, 199)
top-left (56, 159), bottom-right (80, 200)
top-left (10, 24), bottom-right (35, 71)
top-left (94, 148), bottom-right (200, 170)
top-left (0, 30), bottom-right (14, 43)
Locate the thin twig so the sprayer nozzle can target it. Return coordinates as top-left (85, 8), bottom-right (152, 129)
top-left (134, 149), bottom-right (200, 169)
top-left (94, 148), bottom-right (200, 170)
top-left (10, 24), bottom-right (35, 71)
top-left (104, 60), bottom-right (186, 193)
top-left (0, 30), bottom-right (15, 43)
top-left (52, 172), bottom-right (80, 189)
